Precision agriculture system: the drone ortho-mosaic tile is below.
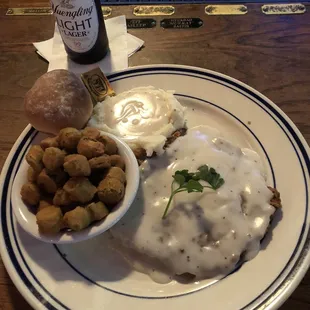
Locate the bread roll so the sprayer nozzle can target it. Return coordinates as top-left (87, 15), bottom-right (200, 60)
top-left (24, 69), bottom-right (93, 135)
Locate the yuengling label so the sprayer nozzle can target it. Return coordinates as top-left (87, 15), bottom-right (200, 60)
top-left (51, 0), bottom-right (99, 53)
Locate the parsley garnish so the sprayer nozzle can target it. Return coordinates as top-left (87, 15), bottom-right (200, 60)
top-left (162, 165), bottom-right (224, 219)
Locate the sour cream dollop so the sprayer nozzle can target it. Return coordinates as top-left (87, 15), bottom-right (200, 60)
top-left (88, 86), bottom-right (186, 156)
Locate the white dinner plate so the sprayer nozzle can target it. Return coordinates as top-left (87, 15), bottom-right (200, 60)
top-left (0, 65), bottom-right (309, 310)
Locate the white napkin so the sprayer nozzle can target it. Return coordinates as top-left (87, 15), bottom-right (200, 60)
top-left (127, 33), bottom-right (144, 57)
top-left (33, 16), bottom-right (144, 74)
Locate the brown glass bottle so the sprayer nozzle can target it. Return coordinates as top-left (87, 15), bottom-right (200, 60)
top-left (51, 0), bottom-right (109, 64)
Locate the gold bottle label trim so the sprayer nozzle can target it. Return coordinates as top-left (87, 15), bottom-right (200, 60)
top-left (6, 7), bottom-right (52, 15)
top-left (133, 6), bottom-right (175, 16)
top-left (101, 6), bottom-right (112, 17)
top-left (81, 68), bottom-right (115, 104)
top-left (205, 5), bottom-right (247, 15)
top-left (261, 3), bottom-right (306, 15)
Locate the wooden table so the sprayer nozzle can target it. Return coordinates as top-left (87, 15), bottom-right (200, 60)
top-left (0, 1), bottom-right (309, 309)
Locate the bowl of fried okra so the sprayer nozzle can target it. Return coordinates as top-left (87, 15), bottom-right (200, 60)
top-left (12, 127), bottom-right (140, 244)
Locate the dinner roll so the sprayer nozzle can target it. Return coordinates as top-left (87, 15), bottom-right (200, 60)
top-left (24, 69), bottom-right (93, 135)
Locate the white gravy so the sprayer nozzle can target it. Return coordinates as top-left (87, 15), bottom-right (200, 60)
top-left (109, 125), bottom-right (275, 283)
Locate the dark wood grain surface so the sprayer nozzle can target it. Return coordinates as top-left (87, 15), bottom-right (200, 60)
top-left (0, 1), bottom-right (309, 309)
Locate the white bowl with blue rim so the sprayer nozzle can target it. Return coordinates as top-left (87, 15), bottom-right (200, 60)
top-left (11, 131), bottom-right (140, 244)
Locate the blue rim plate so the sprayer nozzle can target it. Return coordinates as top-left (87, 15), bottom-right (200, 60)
top-left (1, 65), bottom-right (309, 310)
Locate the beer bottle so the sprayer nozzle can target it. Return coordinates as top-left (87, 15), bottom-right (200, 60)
top-left (51, 0), bottom-right (109, 64)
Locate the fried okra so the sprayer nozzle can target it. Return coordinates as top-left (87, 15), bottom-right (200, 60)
top-left (106, 167), bottom-right (126, 184)
top-left (110, 154), bottom-right (125, 170)
top-left (48, 168), bottom-right (68, 187)
top-left (38, 199), bottom-right (53, 212)
top-left (20, 182), bottom-right (40, 205)
top-left (40, 136), bottom-right (59, 150)
top-left (77, 137), bottom-right (105, 159)
top-left (21, 127), bottom-right (128, 235)
top-left (26, 145), bottom-right (44, 172)
top-left (43, 147), bottom-right (66, 171)
top-left (36, 206), bottom-right (63, 233)
top-left (27, 166), bottom-right (40, 182)
top-left (53, 188), bottom-right (72, 206)
top-left (98, 178), bottom-right (125, 205)
top-left (82, 127), bottom-right (100, 140)
top-left (97, 135), bottom-right (118, 155)
top-left (89, 155), bottom-right (111, 170)
top-left (58, 127), bottom-right (81, 151)
top-left (37, 169), bottom-right (58, 194)
top-left (63, 177), bottom-right (97, 204)
top-left (86, 201), bottom-right (109, 221)
top-left (63, 206), bottom-right (92, 231)
top-left (64, 154), bottom-right (91, 177)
